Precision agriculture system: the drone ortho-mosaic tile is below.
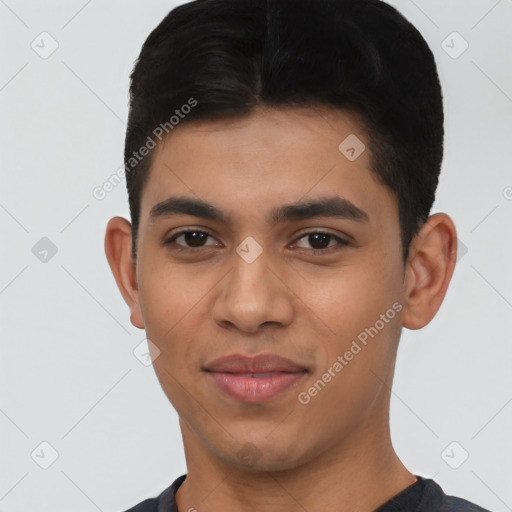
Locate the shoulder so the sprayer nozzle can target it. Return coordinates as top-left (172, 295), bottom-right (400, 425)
top-left (118, 474), bottom-right (187, 512)
top-left (438, 494), bottom-right (493, 512)
top-left (423, 478), bottom-right (493, 512)
top-left (120, 497), bottom-right (158, 512)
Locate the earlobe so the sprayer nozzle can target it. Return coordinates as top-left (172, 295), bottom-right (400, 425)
top-left (104, 216), bottom-right (145, 329)
top-left (401, 213), bottom-right (457, 330)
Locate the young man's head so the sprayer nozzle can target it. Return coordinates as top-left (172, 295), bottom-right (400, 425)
top-left (105, 0), bottom-right (456, 479)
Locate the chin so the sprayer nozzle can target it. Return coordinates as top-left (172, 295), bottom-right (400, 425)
top-left (232, 456), bottom-right (304, 473)
top-left (218, 439), bottom-right (307, 473)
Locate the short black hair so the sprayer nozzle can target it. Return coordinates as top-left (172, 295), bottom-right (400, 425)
top-left (124, 0), bottom-right (444, 264)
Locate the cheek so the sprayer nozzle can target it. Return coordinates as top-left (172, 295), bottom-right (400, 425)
top-left (137, 262), bottom-right (207, 365)
top-left (294, 249), bottom-right (404, 396)
top-left (138, 264), bottom-right (208, 417)
top-left (297, 257), bottom-right (401, 338)
top-left (292, 270), bottom-right (402, 441)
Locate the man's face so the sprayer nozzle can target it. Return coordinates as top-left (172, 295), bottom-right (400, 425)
top-left (133, 106), bottom-right (407, 471)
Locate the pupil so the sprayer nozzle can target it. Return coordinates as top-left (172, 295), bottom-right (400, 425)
top-left (310, 233), bottom-right (329, 249)
top-left (182, 232), bottom-right (331, 249)
top-left (185, 231), bottom-right (206, 247)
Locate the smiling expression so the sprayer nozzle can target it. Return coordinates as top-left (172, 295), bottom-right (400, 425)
top-left (123, 105), bottom-right (411, 470)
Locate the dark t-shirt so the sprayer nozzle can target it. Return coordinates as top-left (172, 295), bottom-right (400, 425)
top-left (121, 474), bottom-right (492, 512)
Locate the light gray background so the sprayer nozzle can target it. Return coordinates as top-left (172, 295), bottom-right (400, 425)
top-left (1, 1), bottom-right (511, 511)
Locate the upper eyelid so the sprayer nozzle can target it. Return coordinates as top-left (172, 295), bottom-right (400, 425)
top-left (166, 228), bottom-right (349, 246)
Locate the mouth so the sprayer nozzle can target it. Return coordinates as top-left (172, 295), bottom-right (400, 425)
top-left (203, 353), bottom-right (308, 403)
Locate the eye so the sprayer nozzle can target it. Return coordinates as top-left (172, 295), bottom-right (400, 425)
top-left (164, 229), bottom-right (219, 251)
top-left (163, 229), bottom-right (350, 255)
top-left (293, 231), bottom-right (350, 255)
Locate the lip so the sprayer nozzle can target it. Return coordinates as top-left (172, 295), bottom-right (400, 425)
top-left (204, 353), bottom-right (308, 403)
top-left (204, 353), bottom-right (308, 373)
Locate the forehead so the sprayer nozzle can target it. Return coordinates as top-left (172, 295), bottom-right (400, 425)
top-left (138, 106), bottom-right (396, 230)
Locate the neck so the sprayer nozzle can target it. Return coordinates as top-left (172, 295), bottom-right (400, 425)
top-left (175, 412), bottom-right (417, 512)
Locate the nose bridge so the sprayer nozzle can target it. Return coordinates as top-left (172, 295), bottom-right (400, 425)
top-left (229, 238), bottom-right (275, 308)
top-left (213, 236), bottom-right (294, 332)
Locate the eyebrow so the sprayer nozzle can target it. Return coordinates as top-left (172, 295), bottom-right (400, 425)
top-left (149, 195), bottom-right (370, 225)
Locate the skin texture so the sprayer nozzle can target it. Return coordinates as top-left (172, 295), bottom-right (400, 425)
top-left (105, 106), bottom-right (457, 512)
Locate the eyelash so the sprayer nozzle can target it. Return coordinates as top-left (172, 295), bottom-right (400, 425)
top-left (163, 229), bottom-right (350, 256)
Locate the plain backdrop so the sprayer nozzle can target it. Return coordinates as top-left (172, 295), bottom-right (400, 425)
top-left (1, 1), bottom-right (511, 511)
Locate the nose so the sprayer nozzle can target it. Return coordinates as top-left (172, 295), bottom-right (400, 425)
top-left (212, 245), bottom-right (294, 334)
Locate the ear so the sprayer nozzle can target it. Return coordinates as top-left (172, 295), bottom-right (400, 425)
top-left (104, 216), bottom-right (144, 329)
top-left (401, 213), bottom-right (458, 330)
